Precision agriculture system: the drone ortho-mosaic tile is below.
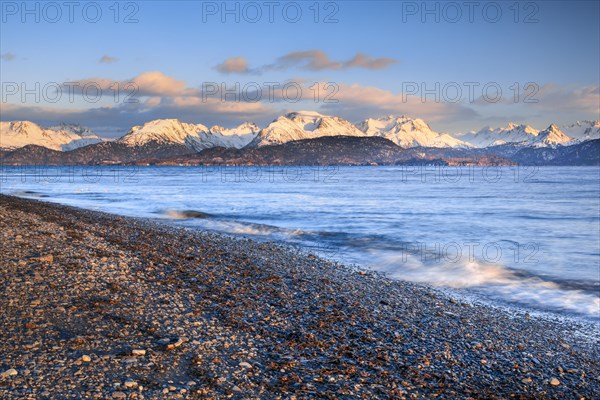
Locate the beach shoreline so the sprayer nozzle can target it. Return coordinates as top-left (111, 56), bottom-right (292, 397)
top-left (1, 194), bottom-right (598, 398)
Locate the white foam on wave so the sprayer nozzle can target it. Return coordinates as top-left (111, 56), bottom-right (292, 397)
top-left (191, 219), bottom-right (306, 238)
top-left (372, 253), bottom-right (600, 317)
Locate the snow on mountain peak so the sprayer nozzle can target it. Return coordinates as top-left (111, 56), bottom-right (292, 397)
top-left (355, 115), bottom-right (469, 148)
top-left (561, 120), bottom-right (600, 142)
top-left (533, 124), bottom-right (572, 147)
top-left (119, 119), bottom-right (209, 147)
top-left (2, 115), bottom-right (595, 153)
top-left (285, 110), bottom-right (324, 119)
top-left (248, 111), bottom-right (363, 147)
top-left (119, 118), bottom-right (259, 150)
top-left (460, 123), bottom-right (541, 148)
top-left (0, 121), bottom-right (103, 151)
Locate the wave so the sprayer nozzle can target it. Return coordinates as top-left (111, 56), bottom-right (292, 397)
top-left (11, 190), bottom-right (49, 198)
top-left (371, 253), bottom-right (600, 317)
top-left (161, 209), bottom-right (213, 219)
top-left (201, 220), bottom-right (307, 237)
top-left (160, 210), bottom-right (309, 238)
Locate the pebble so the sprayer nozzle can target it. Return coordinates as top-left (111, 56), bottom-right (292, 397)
top-left (36, 254), bottom-right (54, 263)
top-left (550, 378), bottom-right (560, 386)
top-left (0, 195), bottom-right (598, 399)
top-left (167, 338), bottom-right (184, 349)
top-left (1, 368), bottom-right (18, 378)
top-left (124, 380), bottom-right (138, 389)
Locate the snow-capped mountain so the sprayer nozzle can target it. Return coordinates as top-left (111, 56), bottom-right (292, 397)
top-left (532, 124), bottom-right (573, 147)
top-left (118, 119), bottom-right (260, 151)
top-left (2, 116), bottom-right (595, 154)
top-left (457, 123), bottom-right (541, 148)
top-left (48, 123), bottom-right (99, 138)
top-left (47, 123), bottom-right (103, 151)
top-left (457, 123), bottom-right (573, 148)
top-left (356, 115), bottom-right (470, 148)
top-left (196, 122), bottom-right (260, 150)
top-left (118, 119), bottom-right (209, 147)
top-left (248, 111), bottom-right (364, 148)
top-left (561, 120), bottom-right (600, 142)
top-left (118, 119), bottom-right (260, 150)
top-left (0, 121), bottom-right (103, 151)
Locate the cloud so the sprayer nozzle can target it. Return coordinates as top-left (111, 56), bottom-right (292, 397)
top-left (2, 69), bottom-right (281, 137)
top-left (6, 70), bottom-right (595, 138)
top-left (532, 84), bottom-right (599, 114)
top-left (320, 83), bottom-right (478, 125)
top-left (99, 55), bottom-right (118, 64)
top-left (1, 52), bottom-right (16, 61)
top-left (131, 71), bottom-right (188, 96)
top-left (215, 57), bottom-right (250, 74)
top-left (63, 71), bottom-right (191, 98)
top-left (277, 50), bottom-right (398, 71)
top-left (344, 53), bottom-right (399, 70)
top-left (0, 73), bottom-right (474, 136)
top-left (215, 50), bottom-right (398, 75)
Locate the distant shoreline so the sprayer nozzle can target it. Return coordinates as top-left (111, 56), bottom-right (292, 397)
top-left (1, 194), bottom-right (599, 398)
top-left (2, 136), bottom-right (599, 167)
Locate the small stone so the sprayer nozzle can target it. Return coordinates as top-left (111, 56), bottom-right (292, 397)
top-left (167, 338), bottom-right (184, 349)
top-left (124, 380), bottom-right (138, 389)
top-left (162, 388), bottom-right (170, 394)
top-left (186, 381), bottom-right (196, 386)
top-left (1, 368), bottom-right (18, 378)
top-left (112, 392), bottom-right (127, 399)
top-left (132, 349), bottom-right (146, 356)
top-left (81, 355), bottom-right (91, 362)
top-left (550, 378), bottom-right (560, 386)
top-left (239, 362), bottom-right (252, 369)
top-left (232, 385), bottom-right (242, 392)
top-left (37, 254), bottom-right (53, 263)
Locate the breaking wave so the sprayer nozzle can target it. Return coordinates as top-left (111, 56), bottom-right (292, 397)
top-left (372, 253), bottom-right (600, 317)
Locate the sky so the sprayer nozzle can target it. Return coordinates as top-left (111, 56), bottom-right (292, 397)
top-left (1, 0), bottom-right (599, 138)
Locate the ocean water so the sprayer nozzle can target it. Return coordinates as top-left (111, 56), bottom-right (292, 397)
top-left (1, 165), bottom-right (599, 319)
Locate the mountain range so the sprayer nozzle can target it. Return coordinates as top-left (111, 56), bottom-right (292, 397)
top-left (1, 113), bottom-right (599, 166)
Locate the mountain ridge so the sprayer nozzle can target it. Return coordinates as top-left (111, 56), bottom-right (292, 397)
top-left (2, 114), bottom-right (597, 152)
top-left (1, 114), bottom-right (598, 166)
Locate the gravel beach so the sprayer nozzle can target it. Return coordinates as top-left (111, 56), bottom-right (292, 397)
top-left (0, 194), bottom-right (598, 399)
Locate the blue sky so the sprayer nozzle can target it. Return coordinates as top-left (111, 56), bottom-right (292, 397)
top-left (1, 0), bottom-right (599, 137)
